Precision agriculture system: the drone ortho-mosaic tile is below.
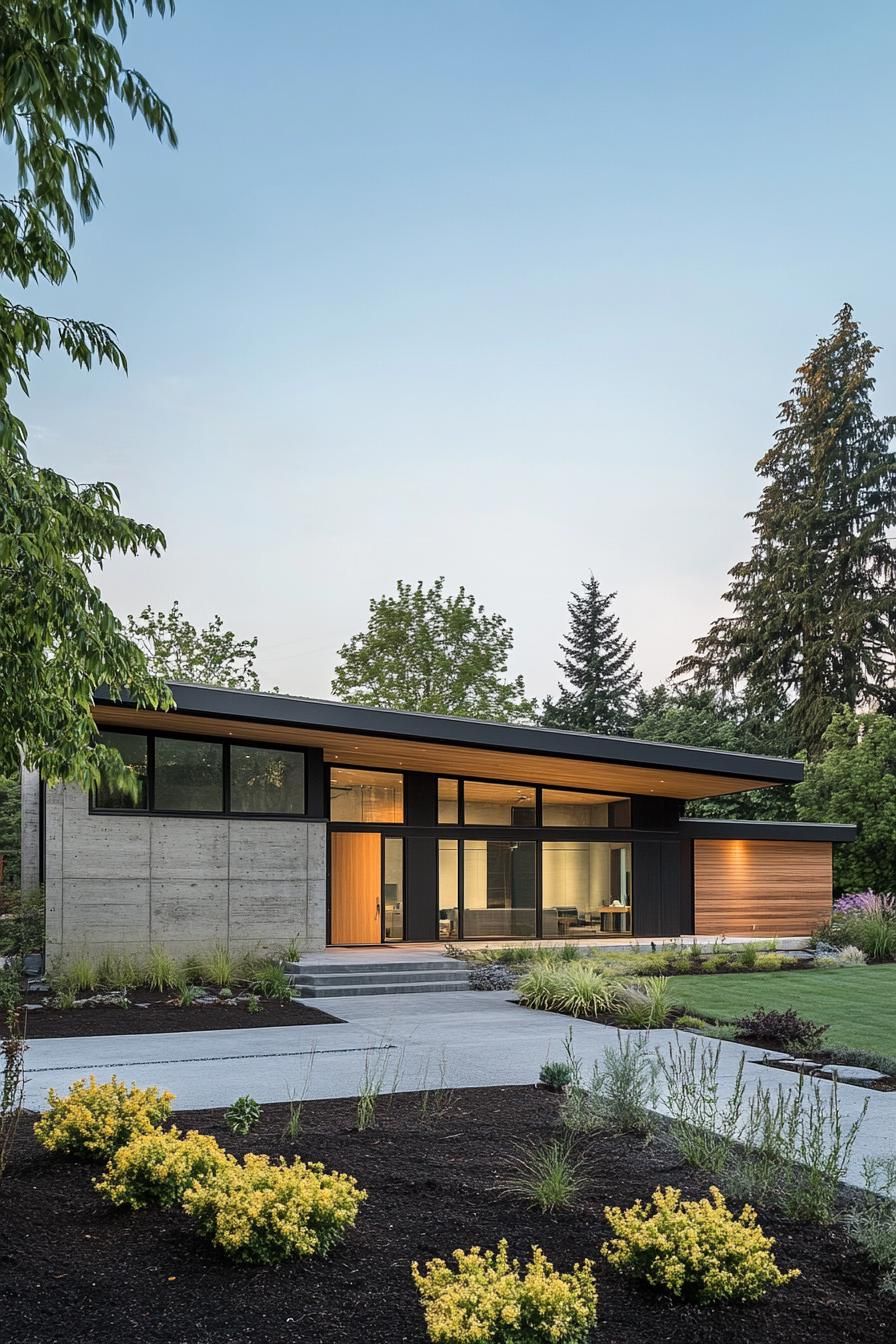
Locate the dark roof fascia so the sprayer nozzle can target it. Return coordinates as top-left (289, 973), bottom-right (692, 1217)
top-left (94, 683), bottom-right (804, 787)
top-left (680, 818), bottom-right (856, 842)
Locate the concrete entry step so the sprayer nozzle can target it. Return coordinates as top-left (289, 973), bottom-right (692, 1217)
top-left (291, 969), bottom-right (469, 988)
top-left (291, 978), bottom-right (471, 998)
top-left (285, 957), bottom-right (470, 998)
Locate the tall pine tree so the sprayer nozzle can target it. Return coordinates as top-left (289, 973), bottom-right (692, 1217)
top-left (676, 304), bottom-right (896, 757)
top-left (542, 576), bottom-right (641, 735)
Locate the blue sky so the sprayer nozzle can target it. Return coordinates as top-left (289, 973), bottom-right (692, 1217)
top-left (19, 0), bottom-right (896, 701)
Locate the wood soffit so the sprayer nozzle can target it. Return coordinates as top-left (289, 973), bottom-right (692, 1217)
top-left (92, 706), bottom-right (777, 801)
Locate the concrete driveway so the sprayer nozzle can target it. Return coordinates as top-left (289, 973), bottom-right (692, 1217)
top-left (22, 990), bottom-right (895, 1187)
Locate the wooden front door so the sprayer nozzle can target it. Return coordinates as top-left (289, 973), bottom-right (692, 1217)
top-left (330, 832), bottom-right (382, 944)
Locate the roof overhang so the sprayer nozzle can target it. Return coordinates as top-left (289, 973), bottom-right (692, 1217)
top-left (92, 684), bottom-right (805, 802)
top-left (681, 819), bottom-right (856, 842)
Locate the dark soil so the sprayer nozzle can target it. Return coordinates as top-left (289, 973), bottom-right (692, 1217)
top-left (0, 1086), bottom-right (887, 1344)
top-left (22, 990), bottom-right (342, 1038)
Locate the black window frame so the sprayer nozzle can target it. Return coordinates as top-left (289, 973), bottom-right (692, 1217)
top-left (89, 727), bottom-right (309, 820)
top-left (327, 762), bottom-right (406, 824)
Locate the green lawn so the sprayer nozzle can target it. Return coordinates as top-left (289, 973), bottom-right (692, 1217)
top-left (670, 964), bottom-right (896, 1056)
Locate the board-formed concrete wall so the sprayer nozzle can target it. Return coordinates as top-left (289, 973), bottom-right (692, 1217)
top-left (44, 783), bottom-right (327, 963)
top-left (20, 767), bottom-right (41, 892)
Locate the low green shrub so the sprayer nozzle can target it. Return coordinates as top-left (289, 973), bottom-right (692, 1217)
top-left (183, 1152), bottom-right (366, 1263)
top-left (34, 1076), bottom-right (173, 1160)
top-left (673, 1013), bottom-right (709, 1031)
top-left (755, 952), bottom-right (787, 971)
top-left (225, 1095), bottom-right (261, 1135)
top-left (95, 1125), bottom-right (229, 1208)
top-left (0, 889), bottom-right (44, 957)
top-left (516, 964), bottom-right (624, 1018)
top-left (412, 1240), bottom-right (597, 1344)
top-left (538, 1060), bottom-right (574, 1091)
top-left (501, 1138), bottom-right (585, 1212)
top-left (602, 1185), bottom-right (799, 1302)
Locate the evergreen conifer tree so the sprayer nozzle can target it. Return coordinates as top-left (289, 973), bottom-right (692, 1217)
top-left (676, 304), bottom-right (896, 757)
top-left (542, 576), bottom-right (641, 735)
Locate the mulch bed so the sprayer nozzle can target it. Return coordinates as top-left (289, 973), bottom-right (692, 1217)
top-left (0, 1086), bottom-right (887, 1344)
top-left (21, 991), bottom-right (342, 1038)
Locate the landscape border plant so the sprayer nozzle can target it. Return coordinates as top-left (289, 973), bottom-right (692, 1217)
top-left (34, 1076), bottom-right (173, 1161)
top-left (660, 1037), bottom-right (746, 1174)
top-left (602, 1185), bottom-right (800, 1302)
top-left (843, 1156), bottom-right (896, 1294)
top-left (95, 1125), bottom-right (229, 1209)
top-left (182, 1152), bottom-right (367, 1264)
top-left (412, 1239), bottom-right (598, 1344)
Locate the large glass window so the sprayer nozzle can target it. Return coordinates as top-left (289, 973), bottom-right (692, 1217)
top-left (330, 768), bottom-right (404, 822)
top-left (439, 840), bottom-right (459, 940)
top-left (154, 737), bottom-right (224, 812)
top-left (438, 778), bottom-right (459, 824)
top-left (462, 781), bottom-right (536, 826)
top-left (541, 841), bottom-right (632, 937)
top-left (93, 732), bottom-right (148, 810)
top-left (463, 839), bottom-right (536, 938)
top-left (384, 837), bottom-right (404, 941)
top-left (230, 745), bottom-right (305, 815)
top-left (542, 789), bottom-right (630, 827)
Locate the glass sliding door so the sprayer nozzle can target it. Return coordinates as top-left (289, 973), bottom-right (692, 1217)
top-left (438, 840), bottom-right (459, 940)
top-left (462, 839), bottom-right (536, 938)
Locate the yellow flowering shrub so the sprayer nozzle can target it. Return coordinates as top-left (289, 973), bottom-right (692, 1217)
top-left (95, 1126), bottom-right (229, 1209)
top-left (601, 1185), bottom-right (800, 1302)
top-left (182, 1152), bottom-right (366, 1263)
top-left (411, 1240), bottom-right (598, 1344)
top-left (34, 1076), bottom-right (174, 1161)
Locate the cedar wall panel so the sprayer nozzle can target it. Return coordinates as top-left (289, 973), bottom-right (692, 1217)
top-left (693, 840), bottom-right (832, 937)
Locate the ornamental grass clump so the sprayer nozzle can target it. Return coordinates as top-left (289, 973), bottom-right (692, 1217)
top-left (601, 1185), bottom-right (799, 1303)
top-left (516, 963), bottom-right (623, 1018)
top-left (182, 1152), bottom-right (366, 1263)
top-left (412, 1240), bottom-right (597, 1344)
top-left (34, 1076), bottom-right (173, 1161)
top-left (95, 1126), bottom-right (229, 1209)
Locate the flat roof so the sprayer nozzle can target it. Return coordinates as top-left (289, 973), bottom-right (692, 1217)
top-left (94, 682), bottom-right (805, 801)
top-left (681, 818), bottom-right (856, 842)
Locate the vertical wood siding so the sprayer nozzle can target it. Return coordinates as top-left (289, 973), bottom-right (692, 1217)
top-left (693, 839), bottom-right (832, 937)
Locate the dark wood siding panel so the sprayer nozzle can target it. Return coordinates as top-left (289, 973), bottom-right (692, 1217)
top-left (694, 840), bottom-right (832, 937)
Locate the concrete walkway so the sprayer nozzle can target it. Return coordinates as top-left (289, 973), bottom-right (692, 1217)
top-left (23, 990), bottom-right (894, 1187)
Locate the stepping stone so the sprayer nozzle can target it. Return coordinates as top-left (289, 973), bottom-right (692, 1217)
top-left (815, 1064), bottom-right (886, 1082)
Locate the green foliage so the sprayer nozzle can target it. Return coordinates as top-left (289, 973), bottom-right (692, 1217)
top-left (200, 944), bottom-right (236, 990)
top-left (615, 976), bottom-right (673, 1028)
top-left (562, 1032), bottom-right (659, 1136)
top-left (250, 962), bottom-right (293, 1002)
top-left (602, 1185), bottom-right (799, 1302)
top-left (50, 952), bottom-right (96, 995)
top-left (0, 772), bottom-right (21, 888)
top-left (516, 963), bottom-right (624, 1018)
top-left (632, 684), bottom-right (795, 820)
top-left (172, 981), bottom-right (202, 1008)
top-left (541, 574), bottom-right (641, 734)
top-left (501, 1138), bottom-right (585, 1213)
top-left (675, 305), bottom-right (896, 758)
top-left (796, 709), bottom-right (896, 891)
top-left (844, 1157), bottom-right (896, 1293)
top-left (225, 1095), bottom-right (261, 1136)
top-left (125, 602), bottom-right (268, 691)
top-left (143, 946), bottom-right (180, 992)
top-left (0, 888), bottom-right (43, 956)
top-left (538, 1060), bottom-right (574, 1091)
top-left (95, 951), bottom-right (139, 990)
top-left (412, 1240), bottom-right (598, 1344)
top-left (726, 1077), bottom-right (868, 1223)
top-left (331, 577), bottom-right (537, 722)
top-left (660, 1037), bottom-right (747, 1174)
top-left (0, 1), bottom-right (178, 785)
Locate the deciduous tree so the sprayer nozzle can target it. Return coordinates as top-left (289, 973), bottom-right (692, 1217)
top-left (331, 578), bottom-right (537, 722)
top-left (0, 2), bottom-right (178, 789)
top-left (126, 603), bottom-right (267, 691)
